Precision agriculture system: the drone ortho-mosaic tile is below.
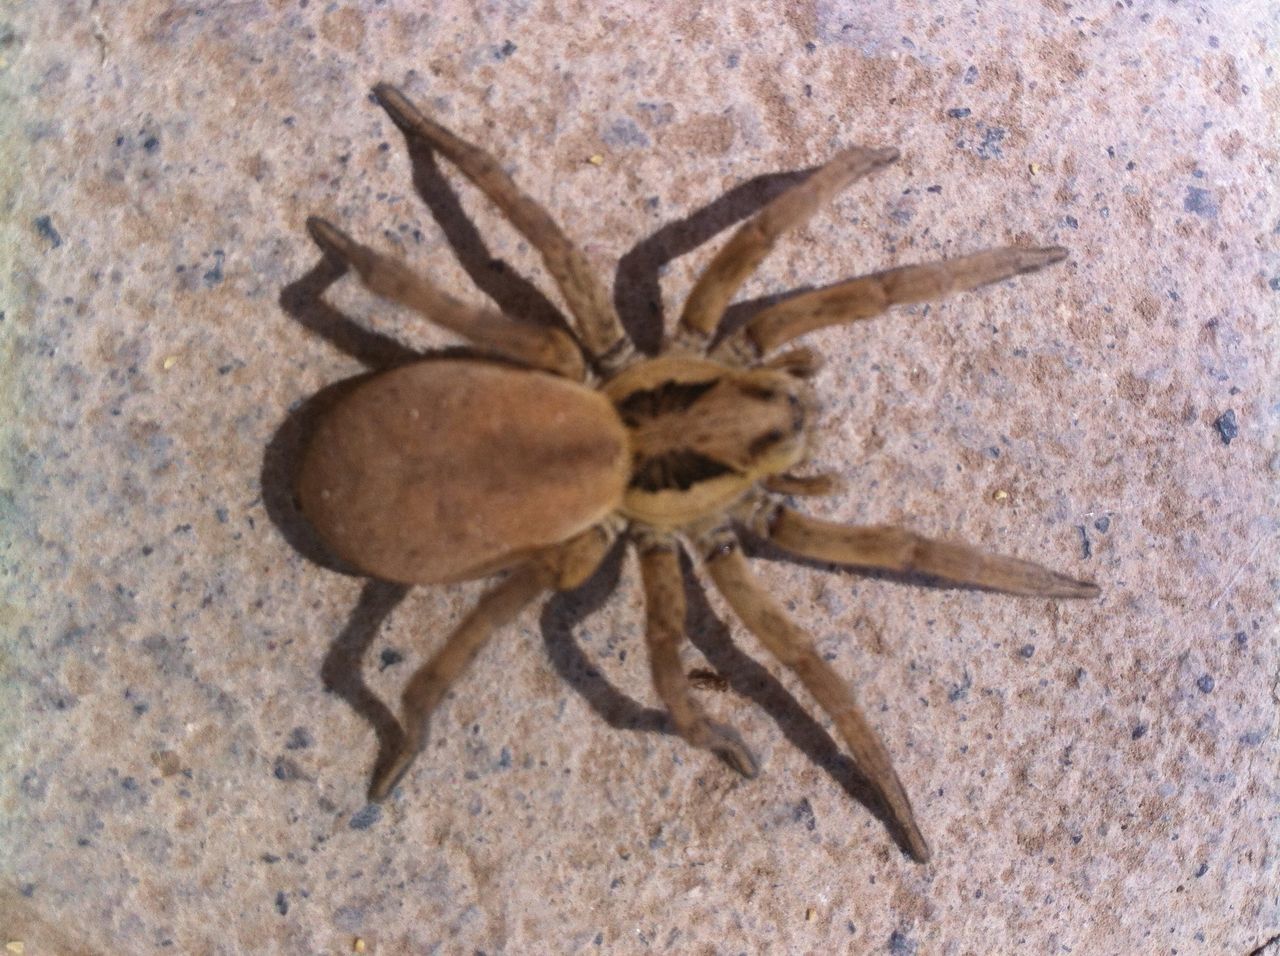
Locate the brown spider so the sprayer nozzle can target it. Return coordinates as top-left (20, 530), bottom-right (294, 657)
top-left (297, 84), bottom-right (1099, 863)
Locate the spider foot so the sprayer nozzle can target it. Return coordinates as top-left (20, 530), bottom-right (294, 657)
top-left (305, 216), bottom-right (361, 272)
top-left (368, 737), bottom-right (417, 802)
top-left (705, 721), bottom-right (759, 778)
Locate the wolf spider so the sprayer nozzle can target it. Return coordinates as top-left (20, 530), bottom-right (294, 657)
top-left (297, 83), bottom-right (1098, 862)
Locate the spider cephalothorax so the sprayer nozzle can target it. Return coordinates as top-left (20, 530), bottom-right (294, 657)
top-left (606, 356), bottom-right (814, 527)
top-left (296, 84), bottom-right (1098, 863)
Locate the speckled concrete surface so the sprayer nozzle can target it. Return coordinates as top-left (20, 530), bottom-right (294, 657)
top-left (3, 2), bottom-right (1278, 953)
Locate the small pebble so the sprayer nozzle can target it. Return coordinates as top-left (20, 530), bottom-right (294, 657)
top-left (1213, 409), bottom-right (1237, 445)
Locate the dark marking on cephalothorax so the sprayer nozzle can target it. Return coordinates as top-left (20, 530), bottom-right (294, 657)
top-left (736, 382), bottom-right (778, 402)
top-left (631, 449), bottom-right (738, 492)
top-left (614, 378), bottom-right (718, 427)
top-left (747, 428), bottom-right (785, 458)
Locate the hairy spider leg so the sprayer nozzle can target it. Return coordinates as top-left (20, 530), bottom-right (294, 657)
top-left (719, 245), bottom-right (1068, 362)
top-left (639, 541), bottom-right (758, 777)
top-left (373, 84), bottom-right (634, 373)
top-left (701, 539), bottom-right (932, 863)
top-left (677, 145), bottom-right (900, 348)
top-left (368, 525), bottom-right (618, 800)
top-left (766, 506), bottom-right (1100, 598)
top-left (306, 216), bottom-right (584, 378)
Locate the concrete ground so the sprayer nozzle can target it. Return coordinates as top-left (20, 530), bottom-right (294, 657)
top-left (3, 1), bottom-right (1277, 953)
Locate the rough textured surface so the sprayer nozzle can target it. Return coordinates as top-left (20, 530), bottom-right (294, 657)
top-left (3, 2), bottom-right (1277, 953)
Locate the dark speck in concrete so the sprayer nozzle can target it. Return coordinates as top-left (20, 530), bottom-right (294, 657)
top-left (285, 727), bottom-right (311, 750)
top-left (805, 41), bottom-right (816, 53)
top-left (1269, 277), bottom-right (1280, 291)
top-left (273, 756), bottom-right (303, 781)
top-left (948, 669), bottom-right (972, 702)
top-left (349, 803), bottom-right (382, 829)
top-left (1183, 186), bottom-right (1218, 219)
top-left (275, 891), bottom-right (288, 915)
top-left (203, 250), bottom-right (224, 286)
top-left (1094, 515), bottom-right (1111, 533)
top-left (494, 39), bottom-right (517, 60)
top-left (601, 117), bottom-right (649, 149)
top-left (1194, 861), bottom-right (1209, 877)
top-left (976, 124), bottom-right (1005, 159)
top-left (1213, 409), bottom-right (1237, 445)
top-left (34, 215), bottom-right (63, 248)
top-left (143, 135), bottom-right (160, 152)
top-left (926, 184), bottom-right (941, 193)
top-left (889, 929), bottom-right (918, 955)
top-left (725, 51), bottom-right (739, 68)
top-left (963, 65), bottom-right (978, 84)
top-left (1234, 631), bottom-right (1247, 648)
top-left (1196, 674), bottom-right (1214, 694)
top-left (1132, 722), bottom-right (1148, 739)
top-left (1063, 215), bottom-right (1079, 229)
top-left (946, 107), bottom-right (970, 119)
top-left (793, 797), bottom-right (816, 831)
top-left (1077, 525), bottom-right (1092, 559)
top-left (1019, 643), bottom-right (1035, 659)
top-left (379, 648), bottom-right (404, 671)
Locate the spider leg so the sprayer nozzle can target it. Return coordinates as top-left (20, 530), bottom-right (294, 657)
top-left (368, 524), bottom-right (617, 800)
top-left (372, 84), bottom-right (633, 372)
top-left (639, 541), bottom-right (758, 777)
top-left (677, 145), bottom-right (899, 348)
top-left (761, 473), bottom-right (841, 497)
top-left (306, 216), bottom-right (584, 378)
top-left (368, 562), bottom-right (554, 801)
top-left (766, 505), bottom-right (1100, 598)
top-left (721, 245), bottom-right (1067, 361)
top-left (701, 537), bottom-right (930, 863)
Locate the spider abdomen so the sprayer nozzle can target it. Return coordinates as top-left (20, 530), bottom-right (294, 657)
top-left (298, 359), bottom-right (630, 584)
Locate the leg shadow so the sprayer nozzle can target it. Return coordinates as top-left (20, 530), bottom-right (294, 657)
top-left (319, 578), bottom-right (411, 796)
top-left (401, 137), bottom-right (572, 336)
top-left (539, 537), bottom-right (668, 736)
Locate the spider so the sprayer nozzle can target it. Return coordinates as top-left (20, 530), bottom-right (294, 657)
top-left (297, 84), bottom-right (1099, 863)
